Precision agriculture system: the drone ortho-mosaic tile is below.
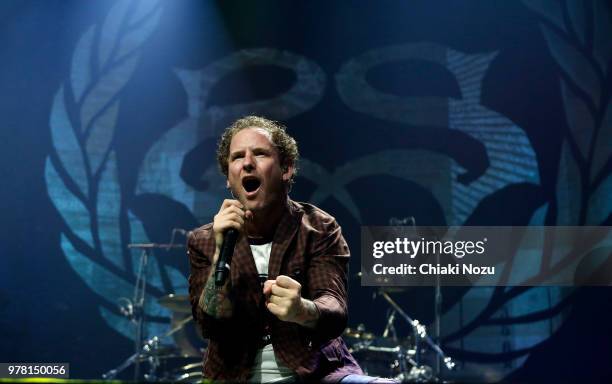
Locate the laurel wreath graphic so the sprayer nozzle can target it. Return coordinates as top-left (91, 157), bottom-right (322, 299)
top-left (434, 0), bottom-right (612, 369)
top-left (523, 0), bottom-right (612, 226)
top-left (44, 0), bottom-right (172, 341)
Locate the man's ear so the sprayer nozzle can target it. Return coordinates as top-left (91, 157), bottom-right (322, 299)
top-left (282, 163), bottom-right (294, 182)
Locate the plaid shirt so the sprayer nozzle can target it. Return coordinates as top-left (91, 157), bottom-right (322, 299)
top-left (188, 199), bottom-right (363, 382)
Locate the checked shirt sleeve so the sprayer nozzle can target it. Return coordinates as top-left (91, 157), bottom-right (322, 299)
top-left (306, 215), bottom-right (351, 341)
top-left (187, 226), bottom-right (232, 339)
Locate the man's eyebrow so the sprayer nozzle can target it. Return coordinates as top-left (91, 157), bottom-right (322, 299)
top-left (229, 149), bottom-right (245, 158)
top-left (230, 146), bottom-right (272, 159)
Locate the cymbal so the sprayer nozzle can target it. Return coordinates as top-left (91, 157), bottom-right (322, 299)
top-left (158, 294), bottom-right (191, 314)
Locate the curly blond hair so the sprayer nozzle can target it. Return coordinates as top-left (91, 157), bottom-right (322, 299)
top-left (216, 116), bottom-right (299, 185)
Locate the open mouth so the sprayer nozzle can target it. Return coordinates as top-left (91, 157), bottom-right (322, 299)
top-left (242, 176), bottom-right (261, 194)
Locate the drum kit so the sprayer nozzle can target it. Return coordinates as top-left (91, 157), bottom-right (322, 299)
top-left (343, 288), bottom-right (455, 382)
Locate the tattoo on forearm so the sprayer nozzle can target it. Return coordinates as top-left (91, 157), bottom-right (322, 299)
top-left (296, 299), bottom-right (319, 328)
top-left (199, 275), bottom-right (233, 318)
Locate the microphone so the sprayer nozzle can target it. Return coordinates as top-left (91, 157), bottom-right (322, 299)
top-left (214, 228), bottom-right (239, 286)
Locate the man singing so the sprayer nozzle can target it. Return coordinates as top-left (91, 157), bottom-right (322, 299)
top-left (187, 116), bottom-right (365, 382)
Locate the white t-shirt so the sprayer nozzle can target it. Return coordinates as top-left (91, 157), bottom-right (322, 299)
top-left (250, 242), bottom-right (273, 280)
top-left (248, 242), bottom-right (296, 383)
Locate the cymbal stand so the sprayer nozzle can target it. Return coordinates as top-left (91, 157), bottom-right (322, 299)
top-left (100, 244), bottom-right (151, 381)
top-left (382, 309), bottom-right (397, 340)
top-left (132, 244), bottom-right (150, 380)
top-left (433, 234), bottom-right (442, 376)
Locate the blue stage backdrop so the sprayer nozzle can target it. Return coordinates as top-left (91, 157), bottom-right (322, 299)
top-left (0, 0), bottom-right (611, 381)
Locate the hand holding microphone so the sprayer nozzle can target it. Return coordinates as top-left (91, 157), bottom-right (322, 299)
top-left (212, 199), bottom-right (251, 286)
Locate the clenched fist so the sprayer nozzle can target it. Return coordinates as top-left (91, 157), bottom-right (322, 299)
top-left (263, 275), bottom-right (319, 328)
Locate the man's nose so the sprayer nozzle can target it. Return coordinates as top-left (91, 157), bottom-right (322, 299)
top-left (242, 152), bottom-right (255, 171)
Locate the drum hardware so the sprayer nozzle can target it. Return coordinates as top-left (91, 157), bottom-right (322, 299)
top-left (382, 309), bottom-right (397, 339)
top-left (396, 218), bottom-right (446, 376)
top-left (345, 324), bottom-right (416, 380)
top-left (102, 335), bottom-right (167, 381)
top-left (128, 242), bottom-right (154, 380)
top-left (101, 301), bottom-right (202, 382)
top-left (373, 217), bottom-right (453, 381)
top-left (349, 232), bottom-right (456, 382)
top-left (102, 234), bottom-right (200, 382)
top-left (377, 289), bottom-right (455, 382)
